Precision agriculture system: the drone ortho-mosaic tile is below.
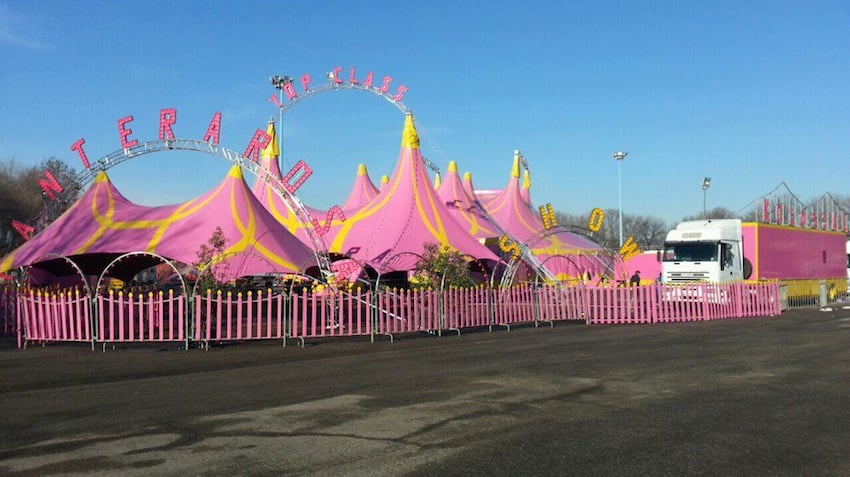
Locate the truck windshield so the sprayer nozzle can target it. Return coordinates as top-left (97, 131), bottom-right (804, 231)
top-left (663, 242), bottom-right (718, 262)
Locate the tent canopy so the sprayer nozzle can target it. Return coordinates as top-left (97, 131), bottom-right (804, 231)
top-left (482, 155), bottom-right (605, 280)
top-left (436, 161), bottom-right (500, 240)
top-left (325, 114), bottom-right (500, 273)
top-left (342, 164), bottom-right (380, 211)
top-left (1, 165), bottom-right (317, 282)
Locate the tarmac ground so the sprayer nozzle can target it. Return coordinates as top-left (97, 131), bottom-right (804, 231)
top-left (1, 307), bottom-right (849, 476)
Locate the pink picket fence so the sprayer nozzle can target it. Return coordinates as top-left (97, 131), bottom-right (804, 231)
top-left (97, 291), bottom-right (186, 346)
top-left (291, 289), bottom-right (376, 339)
top-left (11, 281), bottom-right (782, 348)
top-left (375, 289), bottom-right (433, 335)
top-left (18, 288), bottom-right (92, 347)
top-left (194, 290), bottom-right (286, 344)
top-left (585, 282), bottom-right (781, 325)
top-left (490, 286), bottom-right (538, 328)
top-left (736, 282), bottom-right (782, 317)
top-left (537, 285), bottom-right (589, 323)
top-left (442, 286), bottom-right (496, 330)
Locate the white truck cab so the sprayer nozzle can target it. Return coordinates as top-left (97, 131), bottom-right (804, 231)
top-left (661, 219), bottom-right (746, 284)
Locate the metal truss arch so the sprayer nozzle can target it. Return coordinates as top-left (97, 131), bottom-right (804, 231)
top-left (271, 80), bottom-right (443, 176)
top-left (278, 81), bottom-right (411, 115)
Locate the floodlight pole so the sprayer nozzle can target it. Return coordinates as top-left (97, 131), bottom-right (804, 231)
top-left (702, 177), bottom-right (712, 218)
top-left (270, 75), bottom-right (290, 165)
top-left (613, 151), bottom-right (628, 247)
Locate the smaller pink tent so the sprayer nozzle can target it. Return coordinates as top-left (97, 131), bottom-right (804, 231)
top-left (463, 171), bottom-right (500, 207)
top-left (342, 164), bottom-right (380, 211)
top-left (436, 161), bottom-right (500, 240)
top-left (482, 154), bottom-right (605, 282)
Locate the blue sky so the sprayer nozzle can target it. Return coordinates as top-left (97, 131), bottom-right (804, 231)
top-left (1, 0), bottom-right (848, 225)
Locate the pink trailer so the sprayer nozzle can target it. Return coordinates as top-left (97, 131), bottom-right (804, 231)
top-left (741, 223), bottom-right (846, 280)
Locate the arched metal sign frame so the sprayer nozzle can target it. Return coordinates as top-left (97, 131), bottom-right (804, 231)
top-left (278, 81), bottom-right (411, 115)
top-left (498, 225), bottom-right (618, 288)
top-left (40, 139), bottom-right (333, 280)
top-left (271, 80), bottom-right (443, 176)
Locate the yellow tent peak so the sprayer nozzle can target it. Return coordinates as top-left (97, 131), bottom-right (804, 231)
top-left (400, 113), bottom-right (420, 149)
top-left (261, 118), bottom-right (279, 159)
top-left (381, 175), bottom-right (389, 184)
top-left (94, 170), bottom-right (109, 183)
top-left (522, 169), bottom-right (531, 190)
top-left (434, 173), bottom-right (442, 188)
top-left (511, 155), bottom-right (521, 179)
top-left (463, 171), bottom-right (472, 182)
top-left (447, 161), bottom-right (458, 174)
top-left (357, 164), bottom-right (368, 176)
top-left (227, 164), bottom-right (244, 180)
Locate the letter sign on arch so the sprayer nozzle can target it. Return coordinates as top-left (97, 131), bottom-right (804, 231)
top-left (23, 67), bottom-right (420, 282)
top-left (52, 108), bottom-right (336, 278)
top-left (267, 66), bottom-right (441, 176)
top-left (268, 66), bottom-right (411, 115)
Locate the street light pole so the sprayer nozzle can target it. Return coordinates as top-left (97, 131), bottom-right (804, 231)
top-left (702, 177), bottom-right (712, 218)
top-left (613, 151), bottom-right (628, 247)
top-left (269, 75), bottom-right (291, 166)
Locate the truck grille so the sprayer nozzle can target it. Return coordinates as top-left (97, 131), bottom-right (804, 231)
top-left (666, 272), bottom-right (710, 283)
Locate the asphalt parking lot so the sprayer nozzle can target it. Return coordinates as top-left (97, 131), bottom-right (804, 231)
top-left (1, 307), bottom-right (849, 476)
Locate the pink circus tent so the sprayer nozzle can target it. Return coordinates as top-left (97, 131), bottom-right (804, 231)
top-left (482, 154), bottom-right (605, 281)
top-left (1, 165), bottom-right (317, 281)
top-left (470, 164), bottom-right (530, 208)
top-left (324, 114), bottom-right (500, 273)
top-left (436, 161), bottom-right (499, 240)
top-left (341, 164), bottom-right (380, 211)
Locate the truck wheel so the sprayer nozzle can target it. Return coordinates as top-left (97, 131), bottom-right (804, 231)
top-left (743, 258), bottom-right (753, 280)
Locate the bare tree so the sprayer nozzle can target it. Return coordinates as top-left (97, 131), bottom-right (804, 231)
top-left (624, 214), bottom-right (669, 250)
top-left (0, 157), bottom-right (80, 256)
top-left (682, 206), bottom-right (739, 222)
top-left (555, 209), bottom-right (670, 251)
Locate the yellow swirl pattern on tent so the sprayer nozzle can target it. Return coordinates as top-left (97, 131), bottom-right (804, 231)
top-left (77, 166), bottom-right (302, 271)
top-left (330, 114), bottom-right (451, 252)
